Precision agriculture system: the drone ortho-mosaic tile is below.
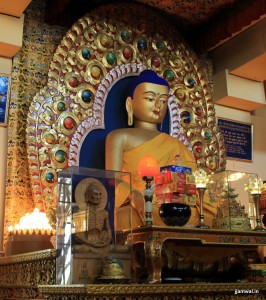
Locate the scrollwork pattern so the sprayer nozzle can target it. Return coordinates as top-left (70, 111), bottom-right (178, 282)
top-left (26, 3), bottom-right (226, 227)
top-left (4, 0), bottom-right (67, 249)
top-left (37, 283), bottom-right (266, 300)
top-left (0, 249), bottom-right (56, 299)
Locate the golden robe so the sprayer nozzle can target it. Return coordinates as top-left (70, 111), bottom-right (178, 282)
top-left (115, 133), bottom-right (216, 230)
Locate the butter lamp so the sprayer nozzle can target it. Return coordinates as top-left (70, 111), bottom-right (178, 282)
top-left (138, 154), bottom-right (159, 225)
top-left (244, 178), bottom-right (266, 231)
top-left (193, 169), bottom-right (210, 229)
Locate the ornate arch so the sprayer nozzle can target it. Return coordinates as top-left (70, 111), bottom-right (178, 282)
top-left (68, 62), bottom-right (191, 166)
top-left (26, 3), bottom-right (226, 223)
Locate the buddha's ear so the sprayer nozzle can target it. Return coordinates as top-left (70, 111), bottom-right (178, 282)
top-left (126, 97), bottom-right (133, 126)
top-left (125, 96), bottom-right (133, 113)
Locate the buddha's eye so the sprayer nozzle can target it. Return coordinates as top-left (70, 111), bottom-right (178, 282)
top-left (144, 97), bottom-right (155, 102)
top-left (160, 99), bottom-right (167, 104)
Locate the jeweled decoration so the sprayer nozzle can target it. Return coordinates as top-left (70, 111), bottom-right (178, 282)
top-left (175, 87), bottom-right (186, 101)
top-left (106, 53), bottom-right (117, 65)
top-left (123, 47), bottom-right (132, 59)
top-left (45, 133), bottom-right (56, 144)
top-left (194, 142), bottom-right (203, 153)
top-left (55, 150), bottom-right (67, 163)
top-left (195, 106), bottom-right (203, 116)
top-left (82, 48), bottom-right (90, 59)
top-left (163, 69), bottom-right (175, 81)
top-left (100, 34), bottom-right (111, 48)
top-left (181, 111), bottom-right (192, 124)
top-left (156, 41), bottom-right (165, 51)
top-left (91, 66), bottom-right (101, 79)
top-left (204, 131), bottom-right (212, 140)
top-left (121, 31), bottom-right (132, 43)
top-left (45, 172), bottom-right (55, 183)
top-left (137, 39), bottom-right (147, 52)
top-left (68, 76), bottom-right (78, 87)
top-left (151, 56), bottom-right (161, 68)
top-left (185, 76), bottom-right (196, 88)
top-left (63, 117), bottom-right (76, 130)
top-left (25, 2), bottom-right (226, 230)
top-left (81, 90), bottom-right (93, 103)
top-left (57, 101), bottom-right (66, 111)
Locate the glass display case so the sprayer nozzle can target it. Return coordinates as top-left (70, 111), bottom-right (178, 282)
top-left (208, 170), bottom-right (258, 230)
top-left (56, 166), bottom-right (132, 284)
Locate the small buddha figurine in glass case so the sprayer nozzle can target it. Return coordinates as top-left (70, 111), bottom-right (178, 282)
top-left (56, 166), bottom-right (132, 284)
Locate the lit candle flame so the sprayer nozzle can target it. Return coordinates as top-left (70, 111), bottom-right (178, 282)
top-left (193, 169), bottom-right (210, 188)
top-left (8, 208), bottom-right (55, 235)
top-left (244, 178), bottom-right (266, 195)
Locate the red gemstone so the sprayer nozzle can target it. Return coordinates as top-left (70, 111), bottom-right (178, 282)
top-left (69, 76), bottom-right (78, 87)
top-left (123, 47), bottom-right (132, 59)
top-left (63, 117), bottom-right (75, 129)
top-left (196, 107), bottom-right (202, 116)
top-left (195, 145), bottom-right (203, 153)
top-left (152, 56), bottom-right (161, 68)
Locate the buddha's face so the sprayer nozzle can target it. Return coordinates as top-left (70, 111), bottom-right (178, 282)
top-left (85, 185), bottom-right (102, 205)
top-left (131, 82), bottom-right (169, 124)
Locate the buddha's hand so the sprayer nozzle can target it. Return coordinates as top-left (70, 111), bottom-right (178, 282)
top-left (100, 230), bottom-right (112, 244)
top-left (131, 189), bottom-right (145, 221)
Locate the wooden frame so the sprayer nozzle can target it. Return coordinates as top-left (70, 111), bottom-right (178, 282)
top-left (0, 74), bottom-right (11, 126)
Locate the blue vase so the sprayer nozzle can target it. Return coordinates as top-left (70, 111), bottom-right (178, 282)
top-left (159, 203), bottom-right (191, 227)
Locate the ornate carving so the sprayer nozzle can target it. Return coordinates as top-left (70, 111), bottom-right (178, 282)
top-left (38, 283), bottom-right (266, 300)
top-left (0, 249), bottom-right (56, 299)
top-left (121, 226), bottom-right (266, 283)
top-left (0, 249), bottom-right (265, 299)
top-left (27, 3), bottom-right (226, 225)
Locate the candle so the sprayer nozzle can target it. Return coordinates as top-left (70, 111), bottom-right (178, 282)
top-left (193, 169), bottom-right (209, 189)
top-left (138, 154), bottom-right (159, 177)
top-left (196, 182), bottom-right (207, 188)
top-left (8, 226), bottom-right (13, 235)
top-left (8, 208), bottom-right (55, 235)
top-left (244, 178), bottom-right (266, 195)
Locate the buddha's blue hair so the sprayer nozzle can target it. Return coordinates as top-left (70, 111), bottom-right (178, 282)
top-left (128, 69), bottom-right (169, 98)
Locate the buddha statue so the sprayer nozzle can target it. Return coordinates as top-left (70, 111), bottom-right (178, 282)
top-left (72, 180), bottom-right (112, 255)
top-left (71, 179), bottom-right (131, 283)
top-left (105, 70), bottom-right (216, 230)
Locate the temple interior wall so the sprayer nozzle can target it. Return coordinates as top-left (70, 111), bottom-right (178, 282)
top-left (0, 0), bottom-right (265, 254)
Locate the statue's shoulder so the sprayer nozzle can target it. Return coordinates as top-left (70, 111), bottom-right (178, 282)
top-left (107, 128), bottom-right (134, 139)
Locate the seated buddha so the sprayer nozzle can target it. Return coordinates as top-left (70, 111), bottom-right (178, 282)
top-left (72, 180), bottom-right (112, 255)
top-left (105, 69), bottom-right (216, 230)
